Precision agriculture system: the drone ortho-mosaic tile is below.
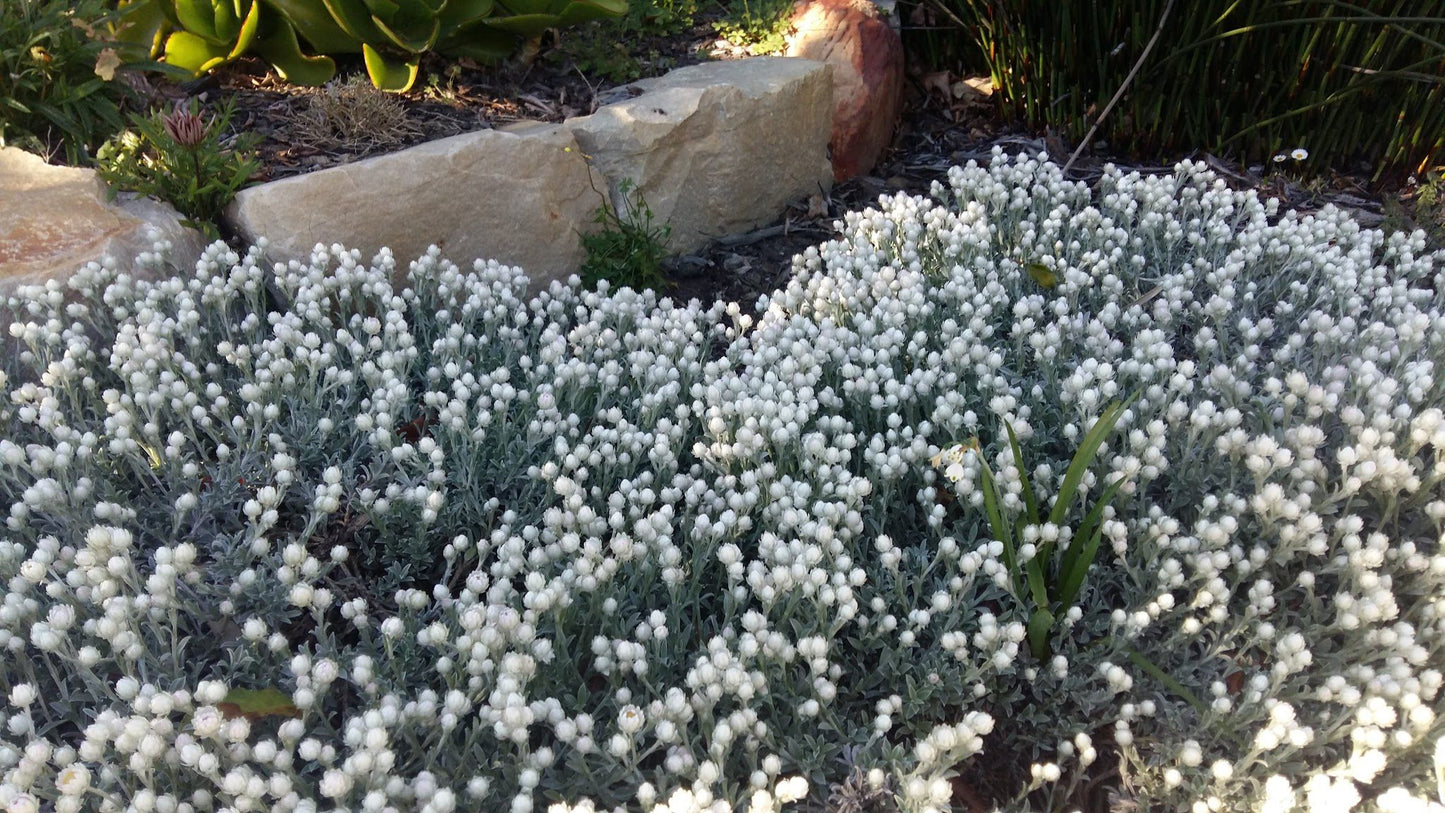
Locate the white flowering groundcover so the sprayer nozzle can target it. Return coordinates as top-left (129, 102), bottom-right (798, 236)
top-left (2, 152), bottom-right (1444, 813)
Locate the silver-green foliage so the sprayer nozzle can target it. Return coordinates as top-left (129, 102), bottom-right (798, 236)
top-left (1, 150), bottom-right (1444, 813)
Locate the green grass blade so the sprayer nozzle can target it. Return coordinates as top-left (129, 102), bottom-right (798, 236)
top-left (1056, 475), bottom-right (1127, 610)
top-left (1046, 394), bottom-right (1134, 527)
top-left (1027, 607), bottom-right (1056, 661)
top-left (978, 461), bottom-right (1018, 591)
top-left (1004, 421), bottom-right (1040, 526)
top-left (1126, 648), bottom-right (1208, 713)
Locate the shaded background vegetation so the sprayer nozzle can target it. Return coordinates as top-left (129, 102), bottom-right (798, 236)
top-left (900, 0), bottom-right (1444, 179)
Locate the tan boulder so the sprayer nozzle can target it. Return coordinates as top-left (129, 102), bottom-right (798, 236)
top-left (564, 57), bottom-right (834, 254)
top-left (786, 0), bottom-right (904, 181)
top-left (0, 147), bottom-right (207, 296)
top-left (224, 124), bottom-right (604, 288)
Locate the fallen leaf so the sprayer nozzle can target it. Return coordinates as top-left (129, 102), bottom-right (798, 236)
top-left (71, 16), bottom-right (100, 38)
top-left (218, 687), bottom-right (302, 721)
top-left (1127, 284), bottom-right (1164, 309)
top-left (94, 48), bottom-right (122, 81)
top-left (1026, 261), bottom-right (1058, 289)
top-left (1224, 669), bottom-right (1245, 695)
top-left (806, 194), bottom-right (828, 220)
top-left (920, 70), bottom-right (953, 101)
top-left (956, 76), bottom-right (994, 98)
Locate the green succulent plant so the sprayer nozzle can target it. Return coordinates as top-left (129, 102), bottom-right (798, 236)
top-left (484, 0), bottom-right (628, 40)
top-left (113, 0), bottom-right (341, 84)
top-left (114, 0), bottom-right (626, 92)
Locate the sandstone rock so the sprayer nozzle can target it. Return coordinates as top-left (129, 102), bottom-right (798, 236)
top-left (786, 0), bottom-right (904, 181)
top-left (224, 124), bottom-right (603, 288)
top-left (0, 147), bottom-right (207, 297)
top-left (564, 57), bottom-right (833, 254)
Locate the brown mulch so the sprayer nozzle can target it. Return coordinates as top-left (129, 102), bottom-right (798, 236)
top-left (143, 17), bottom-right (733, 183)
top-left (134, 24), bottom-right (1437, 314)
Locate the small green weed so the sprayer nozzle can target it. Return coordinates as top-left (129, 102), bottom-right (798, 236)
top-left (95, 99), bottom-right (260, 240)
top-left (554, 30), bottom-right (652, 84)
top-left (713, 0), bottom-right (794, 54)
top-left (1382, 167), bottom-right (1445, 251)
top-left (580, 178), bottom-right (672, 293)
top-left (552, 0), bottom-right (698, 83)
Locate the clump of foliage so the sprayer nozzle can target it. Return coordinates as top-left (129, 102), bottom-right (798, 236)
top-left (712, 0), bottom-right (794, 54)
top-left (0, 0), bottom-right (137, 163)
top-left (113, 0), bottom-right (628, 92)
top-left (1411, 167), bottom-right (1445, 246)
top-left (580, 177), bottom-right (673, 292)
top-left (552, 0), bottom-right (793, 83)
top-left (95, 99), bottom-right (260, 238)
top-left (1, 152), bottom-right (1443, 813)
top-left (904, 0), bottom-right (1445, 178)
top-left (551, 0), bottom-right (699, 83)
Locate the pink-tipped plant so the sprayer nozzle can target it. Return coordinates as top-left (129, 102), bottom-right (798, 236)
top-left (96, 98), bottom-right (259, 240)
top-left (162, 102), bottom-right (208, 148)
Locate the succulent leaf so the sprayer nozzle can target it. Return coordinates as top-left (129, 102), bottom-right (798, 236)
top-left (162, 29), bottom-right (233, 72)
top-left (110, 0), bottom-right (173, 59)
top-left (437, 0), bottom-right (494, 24)
top-left (261, 0), bottom-right (361, 52)
top-left (320, 0), bottom-right (389, 42)
top-left (362, 42), bottom-right (420, 91)
top-left (370, 12), bottom-right (440, 52)
top-left (253, 17), bottom-right (337, 84)
top-left (172, 0), bottom-right (227, 42)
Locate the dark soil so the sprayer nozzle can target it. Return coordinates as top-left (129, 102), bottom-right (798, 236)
top-left (133, 18), bottom-right (1439, 315)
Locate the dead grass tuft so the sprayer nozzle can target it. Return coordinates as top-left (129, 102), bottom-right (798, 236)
top-left (294, 76), bottom-right (421, 153)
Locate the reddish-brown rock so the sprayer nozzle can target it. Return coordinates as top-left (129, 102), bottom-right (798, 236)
top-left (785, 0), bottom-right (904, 181)
top-left (0, 147), bottom-right (205, 295)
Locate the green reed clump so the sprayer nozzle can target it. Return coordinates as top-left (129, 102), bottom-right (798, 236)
top-left (905, 0), bottom-right (1444, 179)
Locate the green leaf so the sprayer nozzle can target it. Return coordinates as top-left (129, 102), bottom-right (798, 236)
top-left (320, 0), bottom-right (388, 41)
top-left (550, 0), bottom-right (626, 24)
top-left (362, 42), bottom-right (419, 90)
top-left (253, 19), bottom-right (336, 85)
top-left (1004, 421), bottom-right (1039, 526)
top-left (173, 0), bottom-right (227, 42)
top-left (162, 0), bottom-right (261, 71)
top-left (1125, 648), bottom-right (1207, 713)
top-left (977, 460), bottom-right (1019, 594)
top-left (437, 0), bottom-right (495, 26)
top-left (212, 0), bottom-right (241, 41)
top-left (262, 0), bottom-right (363, 52)
top-left (370, 12), bottom-right (439, 51)
top-left (1026, 607), bottom-right (1055, 661)
top-left (435, 28), bottom-right (516, 60)
top-left (112, 0), bottom-right (172, 59)
top-left (230, 0), bottom-right (264, 57)
top-left (492, 0), bottom-right (551, 15)
top-left (483, 0), bottom-right (623, 35)
top-left (138, 442), bottom-right (162, 470)
top-left (1054, 474), bottom-right (1125, 610)
top-left (477, 11), bottom-right (556, 35)
top-left (163, 29), bottom-right (231, 73)
top-left (1024, 556), bottom-right (1049, 616)
top-left (218, 687), bottom-right (302, 719)
top-left (1046, 393), bottom-right (1136, 528)
top-left (1026, 261), bottom-right (1057, 289)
